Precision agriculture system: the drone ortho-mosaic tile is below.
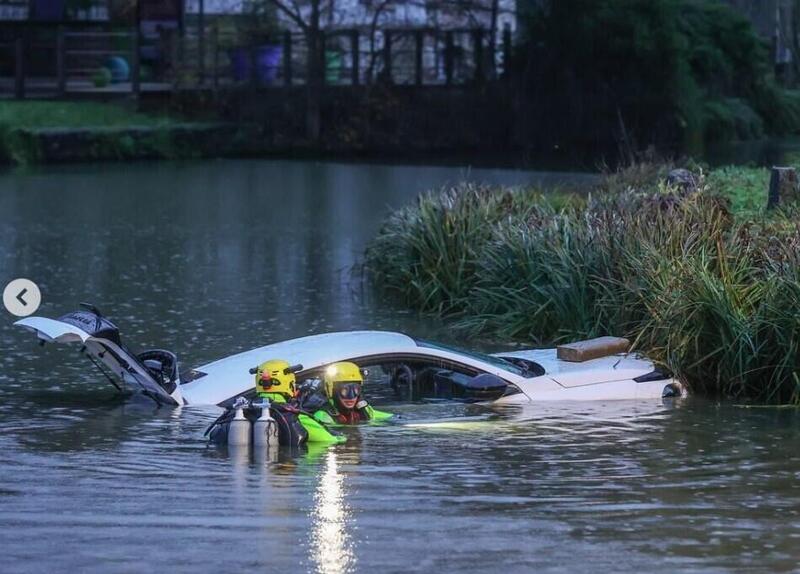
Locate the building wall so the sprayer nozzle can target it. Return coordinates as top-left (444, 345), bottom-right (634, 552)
top-left (0, 0), bottom-right (109, 20)
top-left (185, 1), bottom-right (247, 15)
top-left (182, 1), bottom-right (516, 32)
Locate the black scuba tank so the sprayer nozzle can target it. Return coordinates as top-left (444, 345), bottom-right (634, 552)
top-left (270, 403), bottom-right (308, 447)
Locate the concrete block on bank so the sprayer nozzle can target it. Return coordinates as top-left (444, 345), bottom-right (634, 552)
top-left (767, 166), bottom-right (799, 209)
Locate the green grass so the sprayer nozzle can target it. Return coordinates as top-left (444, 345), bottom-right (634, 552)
top-left (602, 161), bottom-right (794, 218)
top-left (365, 166), bottom-right (800, 404)
top-left (0, 101), bottom-right (176, 130)
top-left (0, 102), bottom-right (205, 165)
top-left (706, 166), bottom-right (770, 216)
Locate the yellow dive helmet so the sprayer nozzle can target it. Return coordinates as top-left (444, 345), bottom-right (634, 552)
top-left (252, 359), bottom-right (301, 398)
top-left (323, 361), bottom-right (363, 398)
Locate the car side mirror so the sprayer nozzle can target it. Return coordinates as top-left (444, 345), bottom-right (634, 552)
top-left (144, 359), bottom-right (163, 373)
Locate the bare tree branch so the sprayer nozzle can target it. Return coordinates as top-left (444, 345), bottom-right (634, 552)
top-left (365, 0), bottom-right (398, 80)
top-left (263, 0), bottom-right (308, 30)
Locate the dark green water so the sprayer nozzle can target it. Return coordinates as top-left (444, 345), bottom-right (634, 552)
top-left (0, 159), bottom-right (798, 573)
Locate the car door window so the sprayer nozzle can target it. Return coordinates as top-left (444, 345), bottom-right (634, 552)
top-left (357, 356), bottom-right (483, 402)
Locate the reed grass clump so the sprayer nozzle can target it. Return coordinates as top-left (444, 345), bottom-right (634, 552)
top-left (366, 183), bottom-right (563, 313)
top-left (364, 171), bottom-right (800, 403)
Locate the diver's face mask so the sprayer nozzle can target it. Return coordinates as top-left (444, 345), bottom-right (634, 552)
top-left (333, 382), bottom-right (361, 410)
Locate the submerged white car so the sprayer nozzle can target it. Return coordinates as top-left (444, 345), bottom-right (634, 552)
top-left (15, 305), bottom-right (683, 407)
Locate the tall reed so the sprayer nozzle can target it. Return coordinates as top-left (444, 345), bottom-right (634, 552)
top-left (364, 174), bottom-right (800, 403)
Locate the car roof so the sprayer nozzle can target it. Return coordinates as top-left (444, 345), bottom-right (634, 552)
top-left (181, 331), bottom-right (421, 404)
top-left (199, 331), bottom-right (419, 373)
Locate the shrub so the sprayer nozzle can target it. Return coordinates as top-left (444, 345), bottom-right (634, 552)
top-left (365, 169), bottom-right (800, 403)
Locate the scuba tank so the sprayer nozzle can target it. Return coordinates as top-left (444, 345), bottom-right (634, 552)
top-left (227, 397), bottom-right (251, 447)
top-left (205, 392), bottom-right (346, 447)
top-left (252, 399), bottom-right (279, 448)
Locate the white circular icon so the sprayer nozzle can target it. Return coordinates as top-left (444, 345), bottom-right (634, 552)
top-left (3, 278), bottom-right (41, 317)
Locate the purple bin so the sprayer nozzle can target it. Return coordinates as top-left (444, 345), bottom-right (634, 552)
top-left (230, 45), bottom-right (283, 85)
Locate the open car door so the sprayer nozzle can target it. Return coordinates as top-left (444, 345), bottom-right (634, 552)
top-left (15, 306), bottom-right (181, 406)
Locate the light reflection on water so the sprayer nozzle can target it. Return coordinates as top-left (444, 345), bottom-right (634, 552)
top-left (0, 160), bottom-right (799, 572)
top-left (0, 395), bottom-right (799, 572)
top-left (311, 451), bottom-right (355, 574)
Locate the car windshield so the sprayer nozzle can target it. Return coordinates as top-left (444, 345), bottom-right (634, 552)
top-left (413, 339), bottom-right (525, 376)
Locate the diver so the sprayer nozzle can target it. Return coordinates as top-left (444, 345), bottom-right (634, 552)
top-left (253, 359), bottom-right (346, 444)
top-left (204, 359), bottom-right (345, 447)
top-left (301, 361), bottom-right (393, 425)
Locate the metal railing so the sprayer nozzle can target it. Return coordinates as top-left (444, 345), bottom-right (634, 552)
top-left (0, 24), bottom-right (139, 98)
top-left (0, 21), bottom-right (514, 98)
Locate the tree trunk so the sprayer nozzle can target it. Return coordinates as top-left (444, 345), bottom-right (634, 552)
top-left (792, 0), bottom-right (800, 81)
top-left (306, 0), bottom-right (322, 142)
top-left (488, 0), bottom-right (499, 78)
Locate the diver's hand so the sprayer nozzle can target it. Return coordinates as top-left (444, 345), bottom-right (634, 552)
top-left (356, 400), bottom-right (368, 409)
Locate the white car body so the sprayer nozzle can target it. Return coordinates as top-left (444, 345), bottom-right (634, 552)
top-left (15, 313), bottom-right (682, 407)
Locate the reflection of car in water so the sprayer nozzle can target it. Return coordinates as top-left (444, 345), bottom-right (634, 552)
top-left (15, 304), bottom-right (684, 408)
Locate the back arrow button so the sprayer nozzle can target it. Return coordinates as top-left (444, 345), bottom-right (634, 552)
top-left (3, 279), bottom-right (41, 317)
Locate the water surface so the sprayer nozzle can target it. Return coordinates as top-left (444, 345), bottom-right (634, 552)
top-left (0, 159), bottom-right (798, 573)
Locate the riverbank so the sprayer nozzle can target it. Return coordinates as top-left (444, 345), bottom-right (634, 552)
top-left (365, 163), bottom-right (800, 404)
top-left (5, 100), bottom-right (800, 169)
top-left (0, 101), bottom-right (242, 165)
top-left (0, 97), bottom-right (520, 167)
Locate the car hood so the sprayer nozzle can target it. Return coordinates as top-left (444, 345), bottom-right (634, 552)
top-left (497, 349), bottom-right (655, 388)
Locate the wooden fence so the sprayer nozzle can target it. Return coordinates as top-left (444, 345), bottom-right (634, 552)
top-left (0, 22), bottom-right (514, 98)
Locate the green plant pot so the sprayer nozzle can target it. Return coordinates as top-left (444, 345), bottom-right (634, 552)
top-left (92, 67), bottom-right (112, 88)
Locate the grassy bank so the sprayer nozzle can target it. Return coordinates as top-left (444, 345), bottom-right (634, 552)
top-left (0, 101), bottom-right (175, 130)
top-left (0, 101), bottom-right (218, 165)
top-left (365, 164), bottom-right (800, 404)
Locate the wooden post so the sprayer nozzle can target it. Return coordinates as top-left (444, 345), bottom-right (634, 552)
top-left (197, 0), bottom-right (205, 84)
top-left (283, 30), bottom-right (292, 86)
top-left (14, 36), bottom-right (24, 99)
top-left (178, 30), bottom-right (186, 87)
top-left (131, 25), bottom-right (141, 97)
top-left (383, 29), bottom-right (392, 84)
top-left (350, 29), bottom-right (359, 86)
top-left (473, 28), bottom-right (484, 84)
top-left (502, 24), bottom-right (511, 79)
top-left (767, 166), bottom-right (799, 209)
top-left (250, 45), bottom-right (259, 88)
top-left (170, 28), bottom-right (179, 83)
top-left (444, 30), bottom-right (454, 85)
top-left (56, 26), bottom-right (66, 96)
top-left (212, 25), bottom-right (219, 89)
top-left (319, 30), bottom-right (326, 86)
top-left (414, 29), bottom-right (424, 85)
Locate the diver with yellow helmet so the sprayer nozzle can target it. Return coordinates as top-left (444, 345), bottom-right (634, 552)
top-left (253, 359), bottom-right (346, 444)
top-left (304, 361), bottom-right (393, 425)
top-left (254, 359), bottom-right (298, 403)
top-left (207, 359), bottom-right (390, 447)
top-left (206, 359), bottom-right (346, 447)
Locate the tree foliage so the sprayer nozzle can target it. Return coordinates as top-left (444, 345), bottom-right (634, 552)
top-left (514, 0), bottom-right (800, 150)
